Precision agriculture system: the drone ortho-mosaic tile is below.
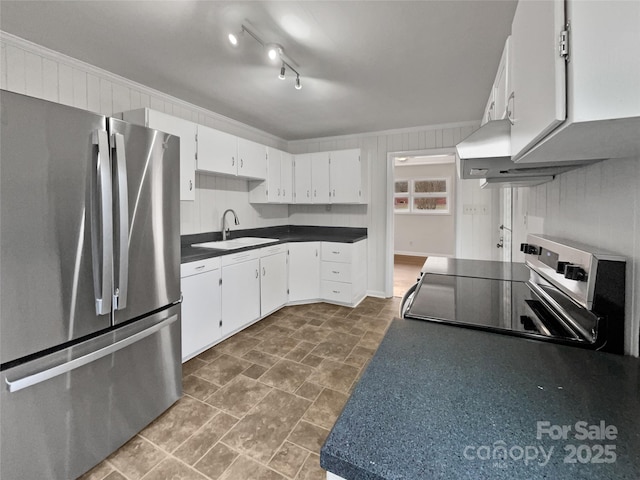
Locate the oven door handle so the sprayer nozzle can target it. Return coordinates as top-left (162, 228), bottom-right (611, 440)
top-left (400, 282), bottom-right (419, 318)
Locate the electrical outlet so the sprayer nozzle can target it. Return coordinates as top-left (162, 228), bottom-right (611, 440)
top-left (463, 204), bottom-right (475, 215)
top-left (478, 205), bottom-right (489, 215)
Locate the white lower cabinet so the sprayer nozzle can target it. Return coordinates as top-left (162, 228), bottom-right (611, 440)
top-left (221, 250), bottom-right (260, 338)
top-left (288, 242), bottom-right (321, 303)
top-left (320, 240), bottom-right (367, 307)
top-left (180, 258), bottom-right (221, 362)
top-left (260, 245), bottom-right (288, 316)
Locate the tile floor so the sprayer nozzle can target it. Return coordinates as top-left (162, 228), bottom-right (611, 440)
top-left (79, 296), bottom-right (400, 480)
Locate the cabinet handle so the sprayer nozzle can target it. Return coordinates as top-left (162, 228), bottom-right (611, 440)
top-left (195, 265), bottom-right (205, 270)
top-left (314, 189), bottom-right (317, 197)
top-left (332, 251), bottom-right (340, 255)
top-left (307, 190), bottom-right (310, 198)
top-left (277, 188), bottom-right (281, 196)
top-left (240, 158), bottom-right (244, 168)
top-left (332, 270), bottom-right (340, 274)
top-left (189, 180), bottom-right (193, 191)
top-left (315, 249), bottom-right (318, 257)
top-left (506, 92), bottom-right (515, 125)
top-left (487, 101), bottom-right (495, 122)
top-left (232, 156), bottom-right (235, 166)
top-left (332, 290), bottom-right (340, 294)
top-left (262, 267), bottom-right (266, 276)
top-left (332, 189), bottom-right (335, 196)
top-left (255, 269), bottom-right (259, 278)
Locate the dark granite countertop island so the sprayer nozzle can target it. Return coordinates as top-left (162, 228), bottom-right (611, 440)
top-left (321, 318), bottom-right (640, 480)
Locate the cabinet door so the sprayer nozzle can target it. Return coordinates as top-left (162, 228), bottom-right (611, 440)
top-left (181, 269), bottom-right (221, 362)
top-left (197, 125), bottom-right (237, 176)
top-left (280, 152), bottom-right (293, 203)
top-left (221, 259), bottom-right (260, 337)
top-left (266, 148), bottom-right (282, 202)
top-left (329, 149), bottom-right (361, 203)
top-left (293, 154), bottom-right (313, 204)
top-left (237, 138), bottom-right (267, 179)
top-left (288, 242), bottom-right (320, 302)
top-left (260, 252), bottom-right (288, 316)
top-left (311, 152), bottom-right (330, 203)
top-left (510, 0), bottom-right (566, 161)
top-left (493, 36), bottom-right (511, 121)
top-left (481, 91), bottom-right (496, 126)
top-left (146, 110), bottom-right (197, 201)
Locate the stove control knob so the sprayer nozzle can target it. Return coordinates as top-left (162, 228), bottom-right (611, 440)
top-left (520, 243), bottom-right (540, 255)
top-left (564, 264), bottom-right (587, 281)
top-left (556, 261), bottom-right (570, 274)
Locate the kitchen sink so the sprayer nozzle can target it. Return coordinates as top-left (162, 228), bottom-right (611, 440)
top-left (192, 237), bottom-right (279, 250)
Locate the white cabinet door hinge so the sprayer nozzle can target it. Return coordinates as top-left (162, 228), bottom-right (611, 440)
top-left (559, 23), bottom-right (570, 61)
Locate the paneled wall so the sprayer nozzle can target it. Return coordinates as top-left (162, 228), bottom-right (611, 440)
top-left (0, 32), bottom-right (289, 235)
top-left (288, 122), bottom-right (502, 297)
top-left (512, 158), bottom-right (640, 356)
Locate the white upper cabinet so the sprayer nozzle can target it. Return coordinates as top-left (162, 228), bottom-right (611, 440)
top-left (329, 149), bottom-right (362, 203)
top-left (121, 108), bottom-right (196, 201)
top-left (311, 152), bottom-right (331, 203)
top-left (493, 36), bottom-right (511, 123)
top-left (510, 0), bottom-right (566, 161)
top-left (237, 138), bottom-right (267, 179)
top-left (197, 125), bottom-right (237, 176)
top-left (248, 147), bottom-right (293, 203)
top-left (509, 0), bottom-right (640, 163)
top-left (197, 125), bottom-right (266, 179)
top-left (293, 153), bottom-right (313, 204)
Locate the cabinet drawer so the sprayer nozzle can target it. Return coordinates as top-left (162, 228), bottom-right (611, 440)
top-left (321, 261), bottom-right (352, 283)
top-left (321, 242), bottom-right (352, 263)
top-left (180, 257), bottom-right (221, 277)
top-left (260, 243), bottom-right (287, 257)
top-left (321, 280), bottom-right (353, 304)
top-left (222, 249), bottom-right (261, 267)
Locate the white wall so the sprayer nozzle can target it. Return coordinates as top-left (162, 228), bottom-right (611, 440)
top-left (393, 163), bottom-right (457, 257)
top-left (512, 158), bottom-right (640, 357)
top-left (0, 32), bottom-right (289, 236)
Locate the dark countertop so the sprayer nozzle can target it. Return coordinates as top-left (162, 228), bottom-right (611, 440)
top-left (421, 257), bottom-right (530, 282)
top-left (321, 318), bottom-right (640, 480)
top-left (181, 225), bottom-right (367, 263)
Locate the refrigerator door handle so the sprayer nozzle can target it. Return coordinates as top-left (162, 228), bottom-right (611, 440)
top-left (112, 132), bottom-right (129, 310)
top-left (91, 130), bottom-right (113, 316)
top-left (4, 314), bottom-right (178, 393)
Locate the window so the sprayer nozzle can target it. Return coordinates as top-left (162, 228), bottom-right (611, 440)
top-left (394, 177), bottom-right (450, 214)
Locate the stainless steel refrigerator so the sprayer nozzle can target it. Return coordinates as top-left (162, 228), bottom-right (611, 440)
top-left (0, 90), bottom-right (182, 479)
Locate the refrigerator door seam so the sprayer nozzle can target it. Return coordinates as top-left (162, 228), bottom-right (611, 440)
top-left (112, 132), bottom-right (129, 311)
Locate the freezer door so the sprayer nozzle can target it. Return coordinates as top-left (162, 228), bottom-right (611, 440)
top-left (0, 91), bottom-right (112, 365)
top-left (109, 118), bottom-right (181, 324)
top-left (1, 304), bottom-right (181, 479)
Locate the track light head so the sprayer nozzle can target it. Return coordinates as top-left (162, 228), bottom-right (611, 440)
top-left (279, 63), bottom-right (286, 80)
top-left (295, 75), bottom-right (302, 90)
top-left (266, 43), bottom-right (283, 62)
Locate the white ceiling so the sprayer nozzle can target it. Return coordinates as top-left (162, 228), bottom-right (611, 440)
top-left (0, 1), bottom-right (517, 141)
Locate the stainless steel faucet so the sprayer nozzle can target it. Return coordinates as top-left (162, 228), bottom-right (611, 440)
top-left (221, 209), bottom-right (239, 240)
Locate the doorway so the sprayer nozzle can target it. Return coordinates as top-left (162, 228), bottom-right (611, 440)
top-left (387, 149), bottom-right (457, 297)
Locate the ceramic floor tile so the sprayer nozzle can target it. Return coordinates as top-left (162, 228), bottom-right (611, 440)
top-left (196, 346), bottom-right (223, 364)
top-left (300, 354), bottom-right (323, 368)
top-left (103, 472), bottom-right (127, 480)
top-left (295, 382), bottom-right (324, 401)
top-left (107, 435), bottom-right (166, 480)
top-left (139, 396), bottom-right (217, 453)
top-left (193, 354), bottom-right (252, 386)
top-left (143, 458), bottom-right (208, 480)
top-left (268, 442), bottom-right (310, 479)
top-left (310, 303), bottom-right (341, 314)
top-left (306, 359), bottom-right (360, 393)
top-left (306, 318), bottom-right (326, 327)
top-left (183, 375), bottom-right (220, 401)
top-left (193, 442), bottom-right (238, 480)
top-left (259, 324), bottom-right (297, 341)
top-left (285, 341), bottom-right (317, 362)
top-left (183, 357), bottom-right (208, 376)
top-left (344, 346), bottom-right (376, 368)
top-left (242, 349), bottom-right (280, 368)
top-left (254, 335), bottom-right (301, 358)
top-left (302, 388), bottom-right (350, 430)
top-left (287, 421), bottom-right (330, 453)
top-left (242, 363), bottom-right (269, 379)
top-left (221, 389), bottom-right (311, 463)
top-left (205, 375), bottom-right (272, 417)
top-left (290, 325), bottom-right (330, 343)
top-left (219, 455), bottom-right (285, 480)
top-left (357, 331), bottom-right (385, 349)
top-left (296, 453), bottom-right (325, 480)
top-left (259, 359), bottom-right (314, 393)
top-left (309, 341), bottom-right (354, 362)
top-left (320, 317), bottom-right (357, 334)
top-left (216, 335), bottom-right (262, 357)
top-left (173, 412), bottom-right (239, 466)
top-left (276, 314), bottom-right (309, 331)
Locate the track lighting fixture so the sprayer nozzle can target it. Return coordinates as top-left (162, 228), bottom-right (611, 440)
top-left (228, 23), bottom-right (303, 91)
